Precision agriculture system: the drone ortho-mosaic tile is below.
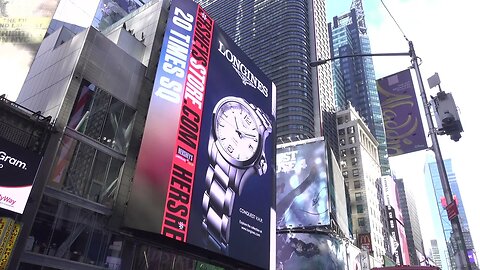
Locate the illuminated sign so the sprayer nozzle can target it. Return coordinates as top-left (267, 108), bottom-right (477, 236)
top-left (0, 137), bottom-right (42, 214)
top-left (124, 0), bottom-right (276, 268)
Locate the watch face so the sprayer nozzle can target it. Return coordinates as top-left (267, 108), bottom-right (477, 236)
top-left (215, 99), bottom-right (260, 162)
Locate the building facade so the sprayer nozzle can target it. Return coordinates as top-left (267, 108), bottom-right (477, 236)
top-left (328, 2), bottom-right (390, 176)
top-left (195, 0), bottom-right (338, 156)
top-left (9, 1), bottom-right (256, 269)
top-left (425, 157), bottom-right (478, 270)
top-left (336, 104), bottom-right (385, 260)
top-left (396, 178), bottom-right (425, 265)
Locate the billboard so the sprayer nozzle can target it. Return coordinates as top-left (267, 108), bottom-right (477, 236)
top-left (376, 69), bottom-right (427, 157)
top-left (0, 137), bottom-right (42, 214)
top-left (276, 139), bottom-right (329, 229)
top-left (276, 232), bottom-right (345, 270)
top-left (0, 0), bottom-right (61, 100)
top-left (124, 0), bottom-right (276, 268)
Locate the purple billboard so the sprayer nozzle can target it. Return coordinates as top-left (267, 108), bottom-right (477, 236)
top-left (376, 69), bottom-right (427, 157)
top-left (124, 0), bottom-right (276, 268)
top-left (276, 139), bottom-right (330, 229)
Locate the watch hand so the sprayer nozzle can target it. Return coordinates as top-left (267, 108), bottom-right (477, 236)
top-left (234, 115), bottom-right (240, 130)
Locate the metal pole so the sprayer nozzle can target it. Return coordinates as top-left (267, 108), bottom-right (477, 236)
top-left (409, 40), bottom-right (471, 270)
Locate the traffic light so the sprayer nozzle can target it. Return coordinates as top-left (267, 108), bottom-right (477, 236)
top-left (430, 91), bottom-right (463, 141)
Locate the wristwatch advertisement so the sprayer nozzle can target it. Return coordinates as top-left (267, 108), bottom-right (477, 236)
top-left (202, 96), bottom-right (272, 252)
top-left (124, 0), bottom-right (276, 269)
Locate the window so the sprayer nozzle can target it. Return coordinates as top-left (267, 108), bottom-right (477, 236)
top-left (350, 147), bottom-right (357, 155)
top-left (342, 171), bottom-right (348, 178)
top-left (68, 79), bottom-right (136, 154)
top-left (351, 157), bottom-right (358, 166)
top-left (357, 204), bottom-right (364, 213)
top-left (355, 192), bottom-right (362, 202)
top-left (338, 128), bottom-right (345, 135)
top-left (354, 180), bottom-right (361, 189)
top-left (51, 136), bottom-right (124, 206)
top-left (349, 136), bottom-right (355, 144)
top-left (341, 149), bottom-right (347, 157)
top-left (337, 117), bottom-right (344, 125)
top-left (347, 126), bottom-right (355, 134)
top-left (341, 160), bottom-right (347, 169)
top-left (358, 217), bottom-right (366, 227)
top-left (339, 138), bottom-right (345, 146)
top-left (353, 169), bottom-right (360, 177)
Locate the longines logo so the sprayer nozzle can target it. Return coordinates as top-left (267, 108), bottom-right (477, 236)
top-left (217, 41), bottom-right (269, 97)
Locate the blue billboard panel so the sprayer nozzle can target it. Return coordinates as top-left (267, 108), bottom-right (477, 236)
top-left (276, 139), bottom-right (330, 229)
top-left (124, 0), bottom-right (276, 268)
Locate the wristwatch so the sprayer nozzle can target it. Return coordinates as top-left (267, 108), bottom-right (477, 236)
top-left (202, 96), bottom-right (272, 252)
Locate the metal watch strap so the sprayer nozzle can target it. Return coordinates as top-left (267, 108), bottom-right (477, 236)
top-left (202, 143), bottom-right (255, 252)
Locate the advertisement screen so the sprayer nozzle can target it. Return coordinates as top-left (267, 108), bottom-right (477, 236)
top-left (0, 0), bottom-right (61, 100)
top-left (276, 140), bottom-right (329, 229)
top-left (276, 232), bottom-right (345, 270)
top-left (124, 0), bottom-right (276, 268)
top-left (0, 137), bottom-right (42, 214)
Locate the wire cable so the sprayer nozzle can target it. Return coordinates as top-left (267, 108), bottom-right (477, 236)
top-left (380, 0), bottom-right (409, 42)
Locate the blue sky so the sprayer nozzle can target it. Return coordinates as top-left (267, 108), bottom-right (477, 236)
top-left (326, 0), bottom-right (480, 265)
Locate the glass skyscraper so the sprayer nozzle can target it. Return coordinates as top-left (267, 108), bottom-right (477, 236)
top-left (328, 2), bottom-right (390, 176)
top-left (194, 0), bottom-right (338, 154)
top-left (425, 157), bottom-right (477, 269)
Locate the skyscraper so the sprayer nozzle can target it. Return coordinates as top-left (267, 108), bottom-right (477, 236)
top-left (328, 1), bottom-right (390, 176)
top-left (425, 157), bottom-right (477, 269)
top-left (396, 178), bottom-right (425, 265)
top-left (195, 0), bottom-right (338, 154)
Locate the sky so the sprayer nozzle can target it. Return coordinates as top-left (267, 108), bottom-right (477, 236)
top-left (327, 0), bottom-right (480, 264)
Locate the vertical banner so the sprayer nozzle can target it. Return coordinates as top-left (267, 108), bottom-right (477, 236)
top-left (376, 69), bottom-right (427, 157)
top-left (276, 140), bottom-right (329, 229)
top-left (0, 137), bottom-right (42, 214)
top-left (0, 0), bottom-right (61, 100)
top-left (124, 0), bottom-right (276, 268)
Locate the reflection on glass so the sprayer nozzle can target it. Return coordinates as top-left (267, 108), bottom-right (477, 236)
top-left (28, 196), bottom-right (121, 267)
top-left (92, 0), bottom-right (141, 30)
top-left (68, 79), bottom-right (136, 155)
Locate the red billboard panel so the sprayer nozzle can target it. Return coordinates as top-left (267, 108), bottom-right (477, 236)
top-left (124, 0), bottom-right (276, 268)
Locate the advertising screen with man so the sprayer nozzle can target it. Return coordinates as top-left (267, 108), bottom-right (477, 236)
top-left (124, 0), bottom-right (276, 268)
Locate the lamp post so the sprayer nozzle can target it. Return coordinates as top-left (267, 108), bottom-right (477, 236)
top-left (310, 40), bottom-right (471, 269)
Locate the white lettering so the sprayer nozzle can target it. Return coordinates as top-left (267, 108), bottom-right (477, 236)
top-left (218, 41), bottom-right (269, 97)
top-left (0, 151), bottom-right (27, 170)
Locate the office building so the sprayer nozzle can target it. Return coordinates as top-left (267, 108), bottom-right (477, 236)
top-left (396, 178), bottom-right (425, 265)
top-left (328, 1), bottom-right (390, 176)
top-left (195, 0), bottom-right (338, 156)
top-left (430, 239), bottom-right (443, 268)
top-left (425, 157), bottom-right (477, 270)
top-left (336, 104), bottom-right (385, 260)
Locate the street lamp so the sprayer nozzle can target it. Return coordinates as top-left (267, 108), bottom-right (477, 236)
top-left (311, 40), bottom-right (471, 270)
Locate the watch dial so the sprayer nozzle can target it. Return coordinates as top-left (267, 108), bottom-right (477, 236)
top-left (215, 100), bottom-right (260, 162)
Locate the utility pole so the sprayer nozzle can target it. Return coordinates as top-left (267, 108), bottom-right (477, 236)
top-left (310, 40), bottom-right (471, 270)
top-left (408, 40), bottom-right (471, 270)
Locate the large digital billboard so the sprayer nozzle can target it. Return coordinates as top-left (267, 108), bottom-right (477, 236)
top-left (0, 137), bottom-right (42, 214)
top-left (124, 0), bottom-right (276, 268)
top-left (276, 232), bottom-right (345, 270)
top-left (276, 139), bottom-right (330, 229)
top-left (0, 0), bottom-right (61, 100)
